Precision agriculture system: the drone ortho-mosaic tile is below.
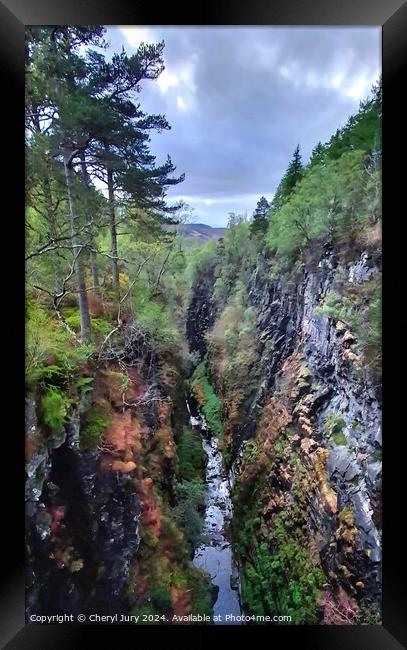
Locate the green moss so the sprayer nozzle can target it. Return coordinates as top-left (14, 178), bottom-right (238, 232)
top-left (243, 440), bottom-right (258, 464)
top-left (80, 409), bottom-right (111, 451)
top-left (237, 509), bottom-right (325, 624)
top-left (324, 414), bottom-right (347, 445)
top-left (191, 361), bottom-right (222, 438)
top-left (150, 584), bottom-right (173, 613)
top-left (374, 447), bottom-right (382, 462)
top-left (339, 505), bottom-right (354, 524)
top-left (233, 445), bottom-right (325, 624)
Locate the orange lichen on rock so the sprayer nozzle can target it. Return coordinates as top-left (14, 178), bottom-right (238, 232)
top-left (99, 409), bottom-right (142, 473)
top-left (313, 448), bottom-right (338, 515)
top-left (171, 586), bottom-right (192, 618)
top-left (136, 477), bottom-right (162, 538)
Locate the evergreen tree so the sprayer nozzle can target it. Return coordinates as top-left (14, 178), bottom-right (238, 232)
top-left (270, 144), bottom-right (303, 212)
top-left (249, 196), bottom-right (270, 240)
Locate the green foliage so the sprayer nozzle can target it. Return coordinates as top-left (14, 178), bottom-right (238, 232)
top-left (249, 196), bottom-right (271, 243)
top-left (175, 478), bottom-right (206, 550)
top-left (374, 447), bottom-right (382, 462)
top-left (234, 434), bottom-right (325, 624)
top-left (324, 414), bottom-right (347, 445)
top-left (26, 302), bottom-right (71, 385)
top-left (270, 144), bottom-right (304, 213)
top-left (238, 509), bottom-right (325, 624)
top-left (177, 426), bottom-right (206, 481)
top-left (209, 281), bottom-right (260, 397)
top-left (191, 362), bottom-right (222, 438)
top-left (74, 376), bottom-right (94, 394)
top-left (267, 149), bottom-right (369, 258)
top-left (150, 584), bottom-right (173, 613)
top-left (315, 277), bottom-right (381, 379)
top-left (186, 240), bottom-right (218, 286)
top-left (41, 386), bottom-right (72, 434)
top-left (242, 440), bottom-right (258, 464)
top-left (80, 409), bottom-right (111, 451)
top-left (267, 84), bottom-right (381, 262)
top-left (130, 279), bottom-right (178, 351)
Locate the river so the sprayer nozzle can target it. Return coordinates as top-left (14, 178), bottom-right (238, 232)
top-left (186, 399), bottom-right (243, 625)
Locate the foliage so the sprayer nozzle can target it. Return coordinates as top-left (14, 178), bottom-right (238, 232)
top-left (177, 426), bottom-right (206, 481)
top-left (324, 414), bottom-right (347, 446)
top-left (191, 362), bottom-right (222, 438)
top-left (237, 505), bottom-right (325, 623)
top-left (80, 409), bottom-right (111, 451)
top-left (374, 447), bottom-right (382, 462)
top-left (267, 83), bottom-right (381, 262)
top-left (26, 302), bottom-right (71, 385)
top-left (41, 386), bottom-right (72, 434)
top-left (175, 478), bottom-right (206, 550)
top-left (315, 276), bottom-right (381, 379)
top-left (249, 196), bottom-right (271, 243)
top-left (130, 280), bottom-right (179, 352)
top-left (270, 144), bottom-right (303, 213)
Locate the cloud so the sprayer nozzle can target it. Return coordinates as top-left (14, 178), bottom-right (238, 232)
top-left (119, 26), bottom-right (152, 49)
top-left (107, 26), bottom-right (381, 226)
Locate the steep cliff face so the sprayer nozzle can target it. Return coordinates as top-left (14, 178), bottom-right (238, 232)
top-left (25, 328), bottom-right (213, 621)
top-left (186, 268), bottom-right (217, 358)
top-left (187, 244), bottom-right (381, 623)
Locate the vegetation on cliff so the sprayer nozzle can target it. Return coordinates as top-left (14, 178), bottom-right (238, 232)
top-left (26, 25), bottom-right (381, 625)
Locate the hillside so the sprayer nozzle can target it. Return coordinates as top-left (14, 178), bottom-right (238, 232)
top-left (165, 223), bottom-right (226, 244)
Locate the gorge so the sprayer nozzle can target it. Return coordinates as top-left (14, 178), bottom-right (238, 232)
top-left (25, 26), bottom-right (381, 627)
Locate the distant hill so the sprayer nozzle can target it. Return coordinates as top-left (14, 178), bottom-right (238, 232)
top-left (164, 223), bottom-right (226, 244)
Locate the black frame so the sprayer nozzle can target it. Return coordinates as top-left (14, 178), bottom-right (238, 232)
top-left (3, 0), bottom-right (406, 647)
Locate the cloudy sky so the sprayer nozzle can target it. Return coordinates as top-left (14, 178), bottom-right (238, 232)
top-left (105, 26), bottom-right (381, 227)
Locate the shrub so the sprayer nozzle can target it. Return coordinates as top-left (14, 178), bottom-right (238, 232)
top-left (191, 362), bottom-right (222, 438)
top-left (240, 513), bottom-right (325, 624)
top-left (41, 386), bottom-right (72, 434)
top-left (177, 427), bottom-right (205, 481)
top-left (80, 409), bottom-right (111, 452)
top-left (175, 478), bottom-right (206, 550)
top-left (324, 414), bottom-right (347, 446)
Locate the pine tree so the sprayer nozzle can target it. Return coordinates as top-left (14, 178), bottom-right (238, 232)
top-left (271, 144), bottom-right (304, 212)
top-left (249, 196), bottom-right (270, 240)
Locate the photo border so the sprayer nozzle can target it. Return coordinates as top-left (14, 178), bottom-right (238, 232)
top-left (2, 0), bottom-right (405, 646)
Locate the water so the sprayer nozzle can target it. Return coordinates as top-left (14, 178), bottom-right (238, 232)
top-left (187, 399), bottom-right (242, 625)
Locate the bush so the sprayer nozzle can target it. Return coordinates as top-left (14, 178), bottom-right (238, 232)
top-left (41, 386), bottom-right (72, 434)
top-left (177, 427), bottom-right (205, 481)
top-left (80, 409), bottom-right (111, 451)
top-left (26, 302), bottom-right (71, 384)
top-left (239, 512), bottom-right (325, 624)
top-left (130, 280), bottom-right (178, 352)
top-left (191, 362), bottom-right (222, 438)
top-left (324, 414), bottom-right (347, 445)
top-left (175, 478), bottom-right (206, 550)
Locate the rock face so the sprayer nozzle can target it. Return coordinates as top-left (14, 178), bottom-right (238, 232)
top-left (187, 246), bottom-right (382, 621)
top-left (186, 269), bottom-right (217, 358)
top-left (25, 393), bottom-right (140, 618)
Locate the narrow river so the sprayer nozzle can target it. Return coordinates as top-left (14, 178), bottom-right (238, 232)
top-left (187, 399), bottom-right (242, 625)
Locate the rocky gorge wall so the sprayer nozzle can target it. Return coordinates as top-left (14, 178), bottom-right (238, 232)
top-left (25, 331), bottom-right (213, 621)
top-left (187, 244), bottom-right (382, 623)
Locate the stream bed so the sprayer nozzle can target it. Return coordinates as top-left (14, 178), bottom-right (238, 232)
top-left (187, 400), bottom-right (242, 625)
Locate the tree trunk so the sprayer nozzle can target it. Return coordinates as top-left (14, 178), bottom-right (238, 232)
top-left (42, 173), bottom-right (62, 295)
top-left (63, 150), bottom-right (92, 344)
top-left (107, 166), bottom-right (119, 296)
top-left (79, 152), bottom-right (99, 296)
